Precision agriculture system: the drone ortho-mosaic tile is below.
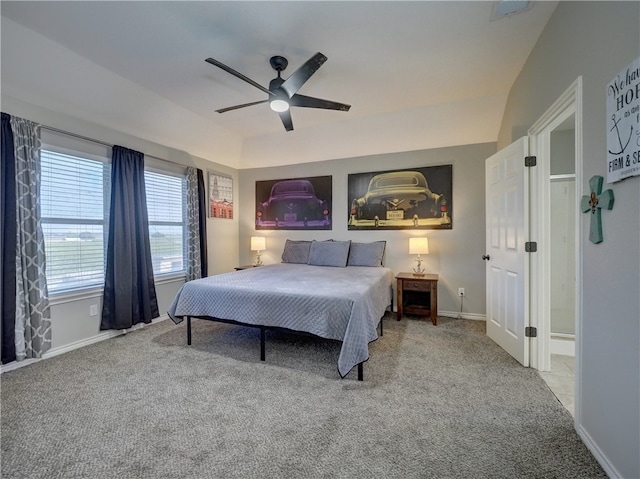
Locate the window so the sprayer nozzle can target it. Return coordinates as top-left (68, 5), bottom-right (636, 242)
top-left (41, 147), bottom-right (187, 295)
top-left (41, 150), bottom-right (109, 293)
top-left (145, 170), bottom-right (186, 276)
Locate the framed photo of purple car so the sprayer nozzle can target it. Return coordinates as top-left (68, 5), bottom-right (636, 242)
top-left (348, 165), bottom-right (452, 230)
top-left (255, 175), bottom-right (332, 230)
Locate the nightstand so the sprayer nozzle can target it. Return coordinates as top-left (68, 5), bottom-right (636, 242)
top-left (396, 273), bottom-right (439, 325)
top-left (234, 265), bottom-right (259, 271)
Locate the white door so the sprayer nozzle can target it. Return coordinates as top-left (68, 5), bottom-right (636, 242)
top-left (485, 137), bottom-right (529, 366)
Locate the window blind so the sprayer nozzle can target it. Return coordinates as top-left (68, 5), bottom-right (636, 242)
top-left (41, 150), bottom-right (109, 292)
top-left (40, 148), bottom-right (188, 294)
top-left (144, 170), bottom-right (186, 276)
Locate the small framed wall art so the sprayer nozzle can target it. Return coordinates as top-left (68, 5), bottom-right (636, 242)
top-left (208, 171), bottom-right (233, 219)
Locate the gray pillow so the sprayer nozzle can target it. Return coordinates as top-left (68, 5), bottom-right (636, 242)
top-left (347, 241), bottom-right (386, 267)
top-left (307, 240), bottom-right (351, 267)
top-left (281, 240), bottom-right (312, 264)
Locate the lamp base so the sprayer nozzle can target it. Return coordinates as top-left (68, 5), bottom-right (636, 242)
top-left (413, 257), bottom-right (426, 276)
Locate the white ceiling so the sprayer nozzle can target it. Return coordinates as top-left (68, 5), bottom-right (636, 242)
top-left (1, 1), bottom-right (558, 169)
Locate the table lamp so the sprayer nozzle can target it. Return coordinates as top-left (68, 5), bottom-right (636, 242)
top-left (409, 237), bottom-right (429, 276)
top-left (250, 236), bottom-right (266, 266)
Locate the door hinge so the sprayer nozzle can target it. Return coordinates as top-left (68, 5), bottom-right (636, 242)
top-left (525, 241), bottom-right (537, 252)
top-left (525, 326), bottom-right (537, 338)
top-left (525, 155), bottom-right (537, 167)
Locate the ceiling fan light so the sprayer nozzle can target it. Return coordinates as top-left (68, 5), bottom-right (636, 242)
top-left (270, 99), bottom-right (289, 112)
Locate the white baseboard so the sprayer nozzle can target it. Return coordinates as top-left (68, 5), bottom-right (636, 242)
top-left (45, 315), bottom-right (169, 359)
top-left (550, 335), bottom-right (575, 356)
top-left (439, 310), bottom-right (486, 321)
top-left (389, 307), bottom-right (485, 321)
top-left (576, 423), bottom-right (621, 478)
top-left (0, 315), bottom-right (168, 374)
top-left (0, 357), bottom-right (40, 373)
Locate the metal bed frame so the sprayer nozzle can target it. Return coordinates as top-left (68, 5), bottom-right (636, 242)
top-left (185, 314), bottom-right (385, 381)
top-left (184, 286), bottom-right (392, 381)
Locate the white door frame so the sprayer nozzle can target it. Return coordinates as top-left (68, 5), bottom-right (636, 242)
top-left (527, 78), bottom-right (583, 412)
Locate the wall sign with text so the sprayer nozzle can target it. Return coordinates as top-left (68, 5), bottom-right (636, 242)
top-left (606, 56), bottom-right (640, 183)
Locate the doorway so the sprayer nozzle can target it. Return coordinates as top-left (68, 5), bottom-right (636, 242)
top-left (550, 117), bottom-right (576, 355)
top-left (528, 78), bottom-right (582, 418)
top-left (540, 116), bottom-right (577, 416)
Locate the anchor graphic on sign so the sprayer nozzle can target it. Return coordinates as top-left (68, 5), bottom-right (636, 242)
top-left (608, 114), bottom-right (633, 155)
top-left (580, 175), bottom-right (614, 244)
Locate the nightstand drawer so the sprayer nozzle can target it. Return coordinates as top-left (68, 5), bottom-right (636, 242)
top-left (402, 280), bottom-right (432, 292)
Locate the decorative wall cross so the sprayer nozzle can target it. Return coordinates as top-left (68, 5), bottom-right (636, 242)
top-left (580, 175), bottom-right (614, 244)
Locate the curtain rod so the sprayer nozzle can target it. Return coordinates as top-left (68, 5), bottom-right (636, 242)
top-left (40, 124), bottom-right (183, 168)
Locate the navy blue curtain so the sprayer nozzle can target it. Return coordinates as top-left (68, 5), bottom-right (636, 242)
top-left (197, 169), bottom-right (208, 277)
top-left (1, 113), bottom-right (17, 363)
top-left (100, 145), bottom-right (159, 330)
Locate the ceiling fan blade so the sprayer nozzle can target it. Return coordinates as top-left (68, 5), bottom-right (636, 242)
top-left (205, 58), bottom-right (274, 97)
top-left (280, 52), bottom-right (327, 98)
top-left (278, 110), bottom-right (294, 132)
top-left (290, 94), bottom-right (351, 111)
top-left (216, 100), bottom-right (269, 114)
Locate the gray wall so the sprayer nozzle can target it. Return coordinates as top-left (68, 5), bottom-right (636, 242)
top-left (498, 2), bottom-right (639, 477)
top-left (238, 143), bottom-right (495, 318)
top-left (550, 129), bottom-right (575, 176)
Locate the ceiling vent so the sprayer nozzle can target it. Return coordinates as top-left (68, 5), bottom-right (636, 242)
top-left (490, 0), bottom-right (533, 20)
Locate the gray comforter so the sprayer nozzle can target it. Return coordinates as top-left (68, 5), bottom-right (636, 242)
top-left (167, 263), bottom-right (394, 377)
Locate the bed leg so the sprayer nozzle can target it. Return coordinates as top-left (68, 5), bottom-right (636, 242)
top-left (380, 315), bottom-right (384, 336)
top-left (187, 316), bottom-right (192, 345)
top-left (358, 363), bottom-right (363, 381)
top-left (260, 327), bottom-right (266, 361)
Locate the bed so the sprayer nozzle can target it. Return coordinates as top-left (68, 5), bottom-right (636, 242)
top-left (167, 240), bottom-right (393, 379)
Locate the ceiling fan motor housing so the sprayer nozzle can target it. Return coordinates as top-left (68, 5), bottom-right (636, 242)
top-left (269, 56), bottom-right (288, 72)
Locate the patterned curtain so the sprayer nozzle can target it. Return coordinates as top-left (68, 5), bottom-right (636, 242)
top-left (185, 167), bottom-right (202, 281)
top-left (10, 115), bottom-right (52, 360)
top-left (100, 145), bottom-right (159, 330)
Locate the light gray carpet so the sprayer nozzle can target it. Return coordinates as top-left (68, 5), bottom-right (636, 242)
top-left (1, 314), bottom-right (605, 479)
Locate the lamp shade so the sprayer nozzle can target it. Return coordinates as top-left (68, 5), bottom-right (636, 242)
top-left (250, 236), bottom-right (266, 251)
top-left (409, 237), bottom-right (429, 255)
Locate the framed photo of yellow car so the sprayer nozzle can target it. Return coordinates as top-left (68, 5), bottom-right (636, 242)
top-left (348, 165), bottom-right (452, 230)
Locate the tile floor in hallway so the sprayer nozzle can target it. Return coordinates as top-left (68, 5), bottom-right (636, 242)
top-left (538, 354), bottom-right (575, 416)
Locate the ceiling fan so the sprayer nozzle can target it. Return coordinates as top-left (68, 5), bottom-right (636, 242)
top-left (205, 52), bottom-right (351, 132)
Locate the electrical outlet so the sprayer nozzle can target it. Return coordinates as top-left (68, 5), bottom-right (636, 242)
top-left (89, 304), bottom-right (98, 316)
top-left (458, 288), bottom-right (465, 297)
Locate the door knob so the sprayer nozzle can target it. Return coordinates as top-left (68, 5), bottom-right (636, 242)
top-left (482, 254), bottom-right (491, 261)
